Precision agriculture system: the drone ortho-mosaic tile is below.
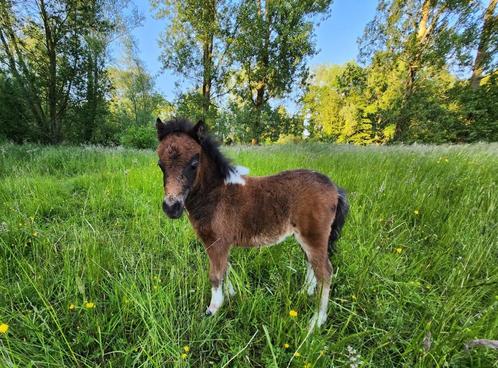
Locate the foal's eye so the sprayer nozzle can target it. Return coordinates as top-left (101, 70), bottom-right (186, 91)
top-left (190, 160), bottom-right (199, 169)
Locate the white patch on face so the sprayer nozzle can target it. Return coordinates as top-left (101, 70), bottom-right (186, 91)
top-left (225, 165), bottom-right (249, 185)
top-left (206, 285), bottom-right (224, 315)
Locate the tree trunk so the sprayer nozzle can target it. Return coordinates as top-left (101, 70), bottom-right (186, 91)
top-left (40, 0), bottom-right (61, 144)
top-left (406, 0), bottom-right (431, 97)
top-left (397, 0), bottom-right (432, 140)
top-left (201, 0), bottom-right (215, 121)
top-left (202, 34), bottom-right (213, 120)
top-left (470, 0), bottom-right (497, 90)
top-left (251, 0), bottom-right (270, 143)
top-left (84, 51), bottom-right (97, 142)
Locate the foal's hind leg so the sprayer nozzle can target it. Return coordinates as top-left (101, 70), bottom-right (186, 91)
top-left (296, 233), bottom-right (332, 328)
top-left (309, 256), bottom-right (332, 329)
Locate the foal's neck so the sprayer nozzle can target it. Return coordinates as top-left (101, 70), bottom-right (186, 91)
top-left (185, 152), bottom-right (224, 219)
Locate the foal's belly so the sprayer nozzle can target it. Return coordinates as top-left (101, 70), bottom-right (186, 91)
top-left (242, 226), bottom-right (294, 248)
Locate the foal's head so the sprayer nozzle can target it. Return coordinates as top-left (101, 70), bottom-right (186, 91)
top-left (156, 118), bottom-right (204, 218)
top-left (156, 117), bottom-right (237, 219)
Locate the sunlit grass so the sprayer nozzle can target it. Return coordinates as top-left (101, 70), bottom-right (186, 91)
top-left (0, 142), bottom-right (497, 367)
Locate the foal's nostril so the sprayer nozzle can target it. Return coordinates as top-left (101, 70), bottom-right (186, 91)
top-left (171, 201), bottom-right (181, 212)
top-left (163, 200), bottom-right (184, 218)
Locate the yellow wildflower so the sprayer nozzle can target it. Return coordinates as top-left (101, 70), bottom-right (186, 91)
top-left (395, 247), bottom-right (403, 254)
top-left (352, 295), bottom-right (357, 301)
top-left (183, 345), bottom-right (190, 353)
top-left (414, 209), bottom-right (420, 215)
top-left (181, 353), bottom-right (188, 359)
top-left (32, 231), bottom-right (38, 237)
top-left (289, 309), bottom-right (298, 318)
top-left (283, 343), bottom-right (290, 349)
top-left (304, 363), bottom-right (312, 368)
top-left (0, 323), bottom-right (9, 334)
top-left (294, 352), bottom-right (301, 357)
top-left (69, 303), bottom-right (75, 310)
top-left (84, 301), bottom-right (95, 309)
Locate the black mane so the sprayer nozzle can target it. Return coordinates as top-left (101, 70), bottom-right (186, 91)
top-left (156, 117), bottom-right (235, 180)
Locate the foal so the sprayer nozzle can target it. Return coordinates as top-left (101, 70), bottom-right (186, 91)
top-left (156, 118), bottom-right (348, 328)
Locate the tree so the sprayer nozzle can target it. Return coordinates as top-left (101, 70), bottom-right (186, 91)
top-left (151, 0), bottom-right (238, 121)
top-left (359, 0), bottom-right (477, 138)
top-left (0, 0), bottom-right (125, 143)
top-left (303, 62), bottom-right (398, 144)
top-left (232, 0), bottom-right (332, 141)
top-left (108, 40), bottom-right (173, 128)
top-left (470, 0), bottom-right (497, 90)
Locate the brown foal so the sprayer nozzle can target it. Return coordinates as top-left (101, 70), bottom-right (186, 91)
top-left (156, 118), bottom-right (349, 328)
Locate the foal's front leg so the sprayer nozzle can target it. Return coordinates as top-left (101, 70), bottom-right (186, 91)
top-left (205, 243), bottom-right (230, 316)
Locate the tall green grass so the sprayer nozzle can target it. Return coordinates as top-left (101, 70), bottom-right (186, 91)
top-left (0, 143), bottom-right (497, 367)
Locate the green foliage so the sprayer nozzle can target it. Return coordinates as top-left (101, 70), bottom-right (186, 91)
top-left (304, 58), bottom-right (497, 144)
top-left (0, 143), bottom-right (497, 366)
top-left (224, 0), bottom-right (331, 139)
top-left (215, 101), bottom-right (304, 144)
top-left (151, 0), bottom-right (239, 119)
top-left (304, 61), bottom-right (399, 144)
top-left (120, 125), bottom-right (157, 149)
top-left (0, 73), bottom-right (31, 143)
top-left (0, 0), bottom-right (118, 144)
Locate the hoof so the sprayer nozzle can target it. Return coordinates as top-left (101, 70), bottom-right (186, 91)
top-left (205, 305), bottom-right (220, 316)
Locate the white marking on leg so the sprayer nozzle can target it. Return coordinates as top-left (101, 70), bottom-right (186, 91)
top-left (309, 284), bottom-right (330, 330)
top-left (225, 264), bottom-right (236, 297)
top-left (294, 234), bottom-right (317, 295)
top-left (226, 279), bottom-right (236, 297)
top-left (225, 166), bottom-right (249, 185)
top-left (304, 262), bottom-right (317, 295)
top-left (206, 284), bottom-right (224, 315)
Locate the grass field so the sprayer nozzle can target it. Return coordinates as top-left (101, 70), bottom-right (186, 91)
top-left (0, 142), bottom-right (497, 367)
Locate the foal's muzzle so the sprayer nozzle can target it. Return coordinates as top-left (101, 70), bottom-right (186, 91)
top-left (162, 199), bottom-right (184, 219)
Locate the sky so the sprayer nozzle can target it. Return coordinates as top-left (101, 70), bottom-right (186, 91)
top-left (113, 0), bottom-right (378, 105)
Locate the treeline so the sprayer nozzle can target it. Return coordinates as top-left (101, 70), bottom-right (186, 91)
top-left (0, 0), bottom-right (497, 147)
top-left (305, 0), bottom-right (498, 144)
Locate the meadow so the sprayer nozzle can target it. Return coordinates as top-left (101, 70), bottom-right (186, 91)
top-left (0, 142), bottom-right (497, 367)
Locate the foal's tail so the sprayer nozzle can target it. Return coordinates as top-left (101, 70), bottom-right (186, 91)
top-left (328, 188), bottom-right (349, 255)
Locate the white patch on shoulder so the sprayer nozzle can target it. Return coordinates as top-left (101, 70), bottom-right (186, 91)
top-left (225, 165), bottom-right (250, 185)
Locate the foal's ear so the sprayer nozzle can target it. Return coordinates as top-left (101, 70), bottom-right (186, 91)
top-left (192, 120), bottom-right (207, 141)
top-left (156, 117), bottom-right (166, 141)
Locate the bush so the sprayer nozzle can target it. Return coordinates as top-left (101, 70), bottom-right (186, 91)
top-left (120, 125), bottom-right (156, 149)
top-left (276, 134), bottom-right (303, 144)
